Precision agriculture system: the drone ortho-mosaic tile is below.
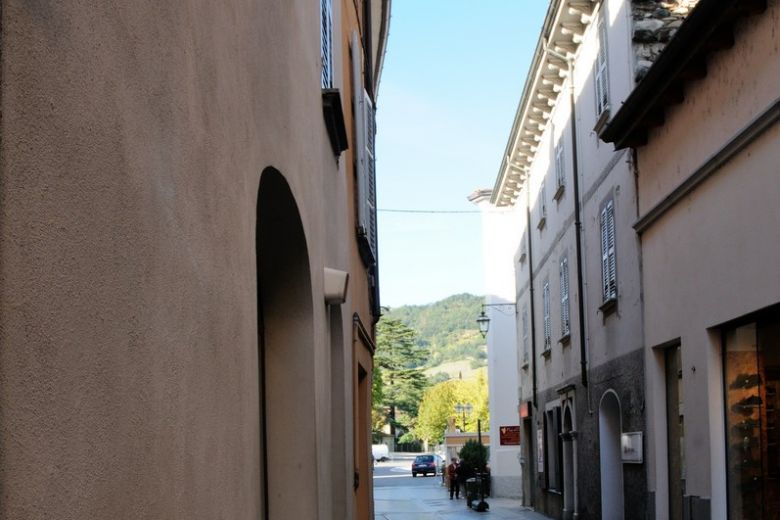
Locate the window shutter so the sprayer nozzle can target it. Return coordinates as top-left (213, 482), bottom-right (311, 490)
top-left (606, 200), bottom-right (616, 299)
top-left (352, 33), bottom-right (368, 237)
top-left (601, 205), bottom-right (610, 300)
top-left (522, 307), bottom-right (529, 362)
top-left (320, 0), bottom-right (333, 88)
top-left (543, 282), bottom-right (551, 348)
top-left (351, 32), bottom-right (378, 264)
top-left (364, 92), bottom-right (378, 258)
top-left (595, 16), bottom-right (609, 115)
top-left (555, 142), bottom-right (565, 188)
top-left (560, 257), bottom-right (570, 335)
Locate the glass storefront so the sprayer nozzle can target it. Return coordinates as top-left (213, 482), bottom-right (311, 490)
top-left (725, 308), bottom-right (780, 519)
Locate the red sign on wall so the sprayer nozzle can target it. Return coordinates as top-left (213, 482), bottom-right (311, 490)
top-left (499, 425), bottom-right (521, 445)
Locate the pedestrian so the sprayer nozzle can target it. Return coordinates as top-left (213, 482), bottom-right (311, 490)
top-left (447, 457), bottom-right (460, 499)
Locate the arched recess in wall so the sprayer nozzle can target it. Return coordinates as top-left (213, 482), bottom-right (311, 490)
top-left (256, 167), bottom-right (317, 520)
top-left (562, 404), bottom-right (575, 520)
top-left (599, 390), bottom-right (625, 520)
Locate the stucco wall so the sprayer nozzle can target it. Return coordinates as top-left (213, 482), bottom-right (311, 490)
top-left (0, 1), bottom-right (355, 518)
top-left (636, 3), bottom-right (780, 518)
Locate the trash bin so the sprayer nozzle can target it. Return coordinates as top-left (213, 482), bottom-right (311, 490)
top-left (465, 477), bottom-right (480, 508)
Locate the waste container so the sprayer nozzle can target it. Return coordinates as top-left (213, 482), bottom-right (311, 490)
top-left (465, 475), bottom-right (489, 512)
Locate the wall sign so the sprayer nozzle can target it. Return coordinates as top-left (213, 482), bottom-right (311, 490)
top-left (500, 425), bottom-right (521, 445)
top-left (621, 431), bottom-right (643, 463)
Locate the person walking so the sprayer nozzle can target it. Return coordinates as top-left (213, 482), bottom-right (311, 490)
top-left (447, 457), bottom-right (460, 500)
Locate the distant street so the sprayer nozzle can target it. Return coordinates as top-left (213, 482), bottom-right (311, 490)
top-left (373, 457), bottom-right (551, 519)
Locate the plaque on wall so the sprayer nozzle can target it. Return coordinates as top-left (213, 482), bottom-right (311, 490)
top-left (621, 431), bottom-right (643, 463)
top-left (500, 425), bottom-right (521, 445)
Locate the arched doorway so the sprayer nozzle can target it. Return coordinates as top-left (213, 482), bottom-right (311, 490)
top-left (562, 405), bottom-right (575, 520)
top-left (599, 391), bottom-right (624, 520)
top-left (256, 168), bottom-right (317, 519)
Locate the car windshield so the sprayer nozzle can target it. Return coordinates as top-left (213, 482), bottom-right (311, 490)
top-left (415, 455), bottom-right (433, 463)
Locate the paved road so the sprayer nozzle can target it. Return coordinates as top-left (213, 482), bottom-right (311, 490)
top-left (373, 459), bottom-right (551, 519)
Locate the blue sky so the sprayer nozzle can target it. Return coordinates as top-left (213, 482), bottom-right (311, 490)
top-left (375, 1), bottom-right (549, 308)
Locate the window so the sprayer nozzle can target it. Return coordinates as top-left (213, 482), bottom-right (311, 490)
top-left (544, 406), bottom-right (563, 491)
top-left (554, 140), bottom-right (565, 197)
top-left (522, 306), bottom-right (530, 365)
top-left (537, 180), bottom-right (547, 230)
top-left (320, 0), bottom-right (333, 88)
top-left (352, 34), bottom-right (378, 265)
top-left (724, 306), bottom-right (780, 519)
top-left (543, 281), bottom-right (551, 351)
top-left (594, 14), bottom-right (610, 118)
top-left (600, 198), bottom-right (617, 302)
top-left (560, 257), bottom-right (570, 337)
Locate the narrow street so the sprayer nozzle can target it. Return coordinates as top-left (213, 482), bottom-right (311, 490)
top-left (373, 457), bottom-right (550, 520)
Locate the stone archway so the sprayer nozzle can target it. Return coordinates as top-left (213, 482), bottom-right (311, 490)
top-left (256, 168), bottom-right (317, 520)
top-left (599, 390), bottom-right (624, 520)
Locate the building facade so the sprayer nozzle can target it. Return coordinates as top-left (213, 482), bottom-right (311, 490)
top-left (603, 0), bottom-right (779, 518)
top-left (0, 1), bottom-right (389, 519)
top-left (471, 189), bottom-right (524, 498)
top-left (480, 1), bottom-right (703, 518)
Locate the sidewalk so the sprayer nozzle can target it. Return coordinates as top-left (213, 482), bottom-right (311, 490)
top-left (374, 481), bottom-right (552, 520)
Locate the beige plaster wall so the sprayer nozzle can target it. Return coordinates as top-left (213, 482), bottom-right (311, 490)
top-left (0, 1), bottom-right (355, 518)
top-left (637, 3), bottom-right (780, 516)
top-left (638, 1), bottom-right (780, 214)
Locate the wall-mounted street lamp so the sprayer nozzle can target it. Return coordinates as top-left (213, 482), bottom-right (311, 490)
top-left (454, 403), bottom-right (473, 430)
top-left (475, 303), bottom-right (517, 338)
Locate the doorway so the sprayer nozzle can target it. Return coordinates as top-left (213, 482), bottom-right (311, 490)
top-left (599, 390), bottom-right (624, 520)
top-left (256, 168), bottom-right (316, 519)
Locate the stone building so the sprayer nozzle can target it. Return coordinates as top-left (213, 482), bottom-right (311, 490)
top-left (0, 1), bottom-right (389, 519)
top-left (479, 1), bottom-right (703, 518)
top-left (602, 0), bottom-right (778, 518)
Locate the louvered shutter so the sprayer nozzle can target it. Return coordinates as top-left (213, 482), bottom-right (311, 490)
top-left (555, 142), bottom-right (565, 189)
top-left (522, 308), bottom-right (529, 362)
top-left (560, 258), bottom-right (570, 335)
top-left (595, 16), bottom-right (609, 115)
top-left (543, 282), bottom-right (551, 349)
top-left (352, 33), bottom-right (368, 237)
top-left (364, 93), bottom-right (378, 258)
top-left (320, 0), bottom-right (333, 88)
top-left (601, 205), bottom-right (610, 300)
top-left (606, 200), bottom-right (616, 299)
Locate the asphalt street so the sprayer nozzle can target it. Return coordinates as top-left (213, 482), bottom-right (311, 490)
top-left (373, 458), bottom-right (552, 519)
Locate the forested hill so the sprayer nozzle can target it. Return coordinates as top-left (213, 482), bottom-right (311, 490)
top-left (384, 293), bottom-right (486, 368)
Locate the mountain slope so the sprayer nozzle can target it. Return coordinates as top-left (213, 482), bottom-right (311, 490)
top-left (384, 293), bottom-right (485, 368)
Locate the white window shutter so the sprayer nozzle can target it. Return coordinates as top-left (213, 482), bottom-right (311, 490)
top-left (364, 91), bottom-right (378, 257)
top-left (560, 257), bottom-right (570, 335)
top-left (320, 0), bottom-right (333, 88)
top-left (601, 206), bottom-right (610, 300)
top-left (543, 282), bottom-right (551, 348)
top-left (607, 200), bottom-right (616, 299)
top-left (351, 33), bottom-right (368, 237)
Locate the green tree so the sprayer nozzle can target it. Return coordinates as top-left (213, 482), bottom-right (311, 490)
top-left (413, 368), bottom-right (490, 444)
top-left (374, 317), bottom-right (430, 437)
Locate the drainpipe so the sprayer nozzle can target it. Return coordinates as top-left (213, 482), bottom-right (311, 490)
top-left (526, 187), bottom-right (539, 408)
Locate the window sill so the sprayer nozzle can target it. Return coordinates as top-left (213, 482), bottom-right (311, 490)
top-left (594, 107), bottom-right (611, 135)
top-left (537, 216), bottom-right (547, 230)
top-left (521, 359), bottom-right (530, 370)
top-left (553, 184), bottom-right (565, 202)
top-left (559, 333), bottom-right (571, 346)
top-left (541, 348), bottom-right (552, 359)
top-left (322, 89), bottom-right (348, 156)
top-left (599, 297), bottom-right (617, 317)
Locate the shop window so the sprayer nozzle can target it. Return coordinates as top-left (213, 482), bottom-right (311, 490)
top-left (724, 306), bottom-right (780, 519)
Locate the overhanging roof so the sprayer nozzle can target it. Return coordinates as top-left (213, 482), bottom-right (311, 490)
top-left (492, 0), bottom-right (596, 207)
top-left (601, 0), bottom-right (767, 149)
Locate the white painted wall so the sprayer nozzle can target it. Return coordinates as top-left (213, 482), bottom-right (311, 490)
top-left (473, 196), bottom-right (524, 498)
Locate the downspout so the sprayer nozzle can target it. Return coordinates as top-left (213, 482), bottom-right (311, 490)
top-left (526, 187), bottom-right (539, 408)
top-left (568, 69), bottom-right (589, 391)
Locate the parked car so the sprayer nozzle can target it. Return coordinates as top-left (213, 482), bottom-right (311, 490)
top-left (411, 454), bottom-right (440, 477)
